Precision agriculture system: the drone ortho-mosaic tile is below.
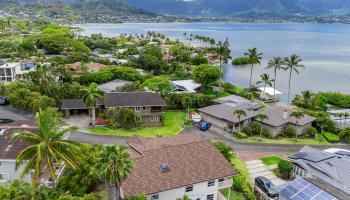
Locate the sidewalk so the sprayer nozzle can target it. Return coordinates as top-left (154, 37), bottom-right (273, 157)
top-left (245, 160), bottom-right (286, 186)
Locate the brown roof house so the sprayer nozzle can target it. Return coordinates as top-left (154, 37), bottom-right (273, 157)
top-left (61, 92), bottom-right (166, 127)
top-left (121, 133), bottom-right (237, 200)
top-left (0, 121), bottom-right (65, 187)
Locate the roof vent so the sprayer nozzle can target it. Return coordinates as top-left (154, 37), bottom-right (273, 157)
top-left (160, 163), bottom-right (170, 172)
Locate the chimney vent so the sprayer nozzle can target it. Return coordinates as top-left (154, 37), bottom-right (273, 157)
top-left (282, 110), bottom-right (288, 120)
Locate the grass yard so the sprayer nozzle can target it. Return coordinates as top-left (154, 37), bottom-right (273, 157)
top-left (89, 112), bottom-right (186, 138)
top-left (220, 188), bottom-right (246, 200)
top-left (235, 134), bottom-right (329, 145)
top-left (260, 156), bottom-right (282, 166)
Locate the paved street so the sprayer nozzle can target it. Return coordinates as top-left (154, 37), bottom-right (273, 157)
top-left (0, 106), bottom-right (34, 121)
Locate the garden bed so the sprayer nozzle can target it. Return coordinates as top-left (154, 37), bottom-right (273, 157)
top-left (88, 112), bottom-right (186, 138)
top-left (234, 134), bottom-right (329, 145)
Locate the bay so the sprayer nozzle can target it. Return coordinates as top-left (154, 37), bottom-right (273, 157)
top-left (79, 23), bottom-right (350, 103)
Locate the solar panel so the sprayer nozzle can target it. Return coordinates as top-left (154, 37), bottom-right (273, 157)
top-left (290, 152), bottom-right (335, 162)
top-left (280, 177), bottom-right (339, 200)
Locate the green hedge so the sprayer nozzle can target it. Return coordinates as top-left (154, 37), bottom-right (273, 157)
top-left (323, 131), bottom-right (340, 143)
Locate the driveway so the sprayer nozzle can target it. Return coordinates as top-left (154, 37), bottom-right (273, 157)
top-left (246, 160), bottom-right (286, 186)
top-left (0, 106), bottom-right (34, 121)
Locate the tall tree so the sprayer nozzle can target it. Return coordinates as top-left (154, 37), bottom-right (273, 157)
top-left (95, 146), bottom-right (133, 200)
top-left (266, 56), bottom-right (283, 96)
top-left (344, 112), bottom-right (349, 128)
top-left (13, 107), bottom-right (81, 187)
top-left (81, 83), bottom-right (104, 127)
top-left (27, 64), bottom-right (56, 96)
top-left (290, 111), bottom-right (304, 140)
top-left (244, 48), bottom-right (263, 87)
top-left (283, 54), bottom-right (305, 108)
top-left (216, 38), bottom-right (231, 87)
top-left (255, 113), bottom-right (269, 141)
top-left (256, 73), bottom-right (274, 101)
top-left (233, 109), bottom-right (247, 134)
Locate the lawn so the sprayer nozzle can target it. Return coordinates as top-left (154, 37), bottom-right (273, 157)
top-left (235, 134), bottom-right (329, 145)
top-left (89, 112), bottom-right (186, 138)
top-left (220, 188), bottom-right (246, 200)
top-left (260, 156), bottom-right (282, 166)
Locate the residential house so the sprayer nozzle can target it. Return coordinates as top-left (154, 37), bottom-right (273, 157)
top-left (256, 87), bottom-right (282, 102)
top-left (0, 121), bottom-right (64, 187)
top-left (259, 107), bottom-right (315, 137)
top-left (198, 103), bottom-right (315, 137)
top-left (171, 80), bottom-right (202, 93)
top-left (203, 53), bottom-right (219, 65)
top-left (61, 92), bottom-right (166, 127)
top-left (284, 146), bottom-right (350, 199)
top-left (121, 133), bottom-right (237, 200)
top-left (19, 56), bottom-right (38, 71)
top-left (0, 63), bottom-right (22, 83)
top-left (98, 79), bottom-right (132, 93)
top-left (198, 104), bottom-right (259, 134)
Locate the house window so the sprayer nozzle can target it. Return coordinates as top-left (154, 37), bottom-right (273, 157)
top-left (151, 116), bottom-right (159, 121)
top-left (135, 116), bottom-right (141, 122)
top-left (143, 106), bottom-right (146, 110)
top-left (151, 194), bottom-right (159, 200)
top-left (206, 194), bottom-right (214, 200)
top-left (208, 180), bottom-right (215, 187)
top-left (185, 185), bottom-right (193, 192)
top-left (219, 178), bottom-right (225, 182)
top-left (134, 107), bottom-right (142, 112)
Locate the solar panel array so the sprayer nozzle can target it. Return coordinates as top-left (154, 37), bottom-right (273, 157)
top-left (290, 152), bottom-right (335, 162)
top-left (280, 177), bottom-right (338, 200)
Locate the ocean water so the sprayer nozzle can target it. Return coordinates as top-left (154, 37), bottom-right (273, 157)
top-left (79, 23), bottom-right (350, 103)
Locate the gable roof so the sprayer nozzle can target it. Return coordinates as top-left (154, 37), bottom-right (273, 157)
top-left (261, 107), bottom-right (316, 127)
top-left (121, 134), bottom-right (237, 196)
top-left (287, 146), bottom-right (350, 196)
top-left (198, 104), bottom-right (260, 123)
top-left (104, 92), bottom-right (166, 107)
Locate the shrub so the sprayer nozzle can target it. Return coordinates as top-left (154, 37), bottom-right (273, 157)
top-left (261, 128), bottom-right (270, 137)
top-left (236, 132), bottom-right (248, 139)
top-left (212, 141), bottom-right (234, 161)
top-left (165, 93), bottom-right (213, 110)
top-left (340, 128), bottom-right (350, 138)
top-left (305, 127), bottom-right (318, 137)
top-left (250, 121), bottom-right (261, 135)
top-left (283, 124), bottom-right (296, 138)
top-left (242, 126), bottom-right (252, 135)
top-left (191, 54), bottom-right (208, 65)
top-left (323, 131), bottom-right (340, 143)
top-left (232, 57), bottom-right (254, 65)
top-left (278, 160), bottom-right (293, 179)
top-left (232, 175), bottom-right (245, 192)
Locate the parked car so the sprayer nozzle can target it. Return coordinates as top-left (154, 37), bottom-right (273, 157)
top-left (0, 128), bottom-right (6, 135)
top-left (0, 119), bottom-right (14, 124)
top-left (199, 120), bottom-right (211, 131)
top-left (0, 96), bottom-right (8, 106)
top-left (255, 176), bottom-right (279, 198)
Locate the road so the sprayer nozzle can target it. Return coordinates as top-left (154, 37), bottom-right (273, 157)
top-left (0, 106), bottom-right (34, 121)
top-left (68, 127), bottom-right (350, 153)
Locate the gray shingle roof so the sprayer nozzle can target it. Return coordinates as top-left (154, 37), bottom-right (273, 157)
top-left (104, 92), bottom-right (166, 107)
top-left (198, 104), bottom-right (259, 123)
top-left (287, 146), bottom-right (350, 196)
top-left (261, 106), bottom-right (316, 127)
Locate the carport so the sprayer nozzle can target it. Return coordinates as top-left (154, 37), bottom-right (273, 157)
top-left (61, 99), bottom-right (102, 117)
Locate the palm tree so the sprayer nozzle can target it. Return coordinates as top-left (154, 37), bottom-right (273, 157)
top-left (290, 111), bottom-right (304, 141)
top-left (217, 38), bottom-right (230, 88)
top-left (233, 109), bottom-right (247, 134)
top-left (29, 64), bottom-right (56, 96)
top-left (283, 54), bottom-right (305, 108)
top-left (255, 113), bottom-right (269, 141)
top-left (299, 90), bottom-right (315, 109)
top-left (266, 57), bottom-right (283, 96)
top-left (244, 48), bottom-right (263, 87)
top-left (344, 112), bottom-right (349, 128)
top-left (13, 107), bottom-right (81, 187)
top-left (256, 73), bottom-right (274, 101)
top-left (81, 83), bottom-right (104, 127)
top-left (181, 96), bottom-right (192, 120)
top-left (337, 113), bottom-right (344, 128)
top-left (95, 145), bottom-right (133, 200)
